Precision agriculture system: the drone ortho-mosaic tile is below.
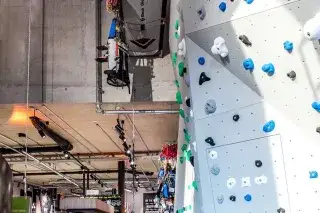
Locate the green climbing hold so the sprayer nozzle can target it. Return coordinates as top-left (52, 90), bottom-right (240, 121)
top-left (184, 116), bottom-right (190, 123)
top-left (172, 52), bottom-right (177, 66)
top-left (179, 156), bottom-right (185, 164)
top-left (175, 80), bottom-right (180, 88)
top-left (186, 150), bottom-right (192, 161)
top-left (175, 20), bottom-right (179, 30)
top-left (178, 62), bottom-right (185, 77)
top-left (175, 32), bottom-right (179, 39)
top-left (192, 181), bottom-right (198, 191)
top-left (184, 133), bottom-right (191, 143)
top-left (183, 128), bottom-right (188, 134)
top-left (181, 144), bottom-right (188, 152)
top-left (176, 91), bottom-right (183, 104)
top-left (187, 205), bottom-right (192, 210)
top-left (179, 109), bottom-right (185, 118)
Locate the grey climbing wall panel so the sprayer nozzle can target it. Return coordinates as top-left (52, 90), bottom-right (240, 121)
top-left (206, 135), bottom-right (289, 213)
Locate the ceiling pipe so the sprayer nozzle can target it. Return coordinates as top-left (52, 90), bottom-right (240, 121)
top-left (0, 137), bottom-right (80, 187)
top-left (0, 146), bottom-right (66, 155)
top-left (13, 169), bottom-right (154, 176)
top-left (100, 109), bottom-right (179, 115)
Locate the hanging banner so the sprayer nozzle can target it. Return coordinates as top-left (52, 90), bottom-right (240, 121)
top-left (143, 193), bottom-right (159, 213)
top-left (12, 197), bottom-right (32, 213)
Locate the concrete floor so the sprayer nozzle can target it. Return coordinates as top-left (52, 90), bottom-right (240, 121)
top-left (0, 0), bottom-right (176, 104)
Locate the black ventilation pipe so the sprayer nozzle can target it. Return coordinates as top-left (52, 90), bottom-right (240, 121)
top-left (29, 116), bottom-right (73, 151)
top-left (13, 170), bottom-right (154, 176)
top-left (0, 146), bottom-right (67, 155)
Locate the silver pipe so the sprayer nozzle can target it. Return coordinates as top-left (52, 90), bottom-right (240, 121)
top-left (0, 135), bottom-right (80, 188)
top-left (101, 109), bottom-right (179, 115)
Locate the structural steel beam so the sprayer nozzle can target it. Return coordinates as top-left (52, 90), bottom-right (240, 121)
top-left (13, 169), bottom-right (154, 177)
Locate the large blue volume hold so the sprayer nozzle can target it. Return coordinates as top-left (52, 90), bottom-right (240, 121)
top-left (263, 120), bottom-right (275, 133)
top-left (108, 18), bottom-right (117, 39)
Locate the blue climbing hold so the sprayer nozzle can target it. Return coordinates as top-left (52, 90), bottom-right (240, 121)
top-left (245, 0), bottom-right (254, 4)
top-left (219, 2), bottom-right (227, 12)
top-left (263, 120), bottom-right (275, 133)
top-left (284, 41), bottom-right (293, 53)
top-left (310, 171), bottom-right (318, 179)
top-left (198, 57), bottom-right (205, 65)
top-left (243, 58), bottom-right (254, 71)
top-left (312, 101), bottom-right (320, 112)
top-left (262, 63), bottom-right (275, 76)
top-left (244, 194), bottom-right (252, 202)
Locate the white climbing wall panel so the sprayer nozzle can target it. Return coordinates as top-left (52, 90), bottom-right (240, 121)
top-left (180, 25), bottom-right (320, 212)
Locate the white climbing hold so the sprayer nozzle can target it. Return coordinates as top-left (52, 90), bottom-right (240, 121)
top-left (304, 12), bottom-right (320, 40)
top-left (192, 141), bottom-right (197, 152)
top-left (178, 38), bottom-right (186, 57)
top-left (254, 175), bottom-right (268, 185)
top-left (227, 177), bottom-right (236, 189)
top-left (209, 150), bottom-right (218, 159)
top-left (241, 177), bottom-right (251, 188)
top-left (190, 109), bottom-right (194, 118)
top-left (177, 26), bottom-right (181, 37)
top-left (211, 37), bottom-right (229, 58)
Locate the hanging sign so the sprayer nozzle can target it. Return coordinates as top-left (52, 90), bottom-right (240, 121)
top-left (143, 193), bottom-right (159, 213)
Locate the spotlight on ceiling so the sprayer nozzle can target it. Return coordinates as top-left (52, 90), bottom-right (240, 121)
top-left (63, 151), bottom-right (70, 159)
top-left (38, 130), bottom-right (46, 138)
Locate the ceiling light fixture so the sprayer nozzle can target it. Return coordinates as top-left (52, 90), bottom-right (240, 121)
top-left (38, 130), bottom-right (46, 139)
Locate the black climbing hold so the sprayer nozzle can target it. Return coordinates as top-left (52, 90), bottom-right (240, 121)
top-left (186, 98), bottom-right (191, 107)
top-left (277, 208), bottom-right (285, 213)
top-left (255, 160), bottom-right (263, 168)
top-left (287, 71), bottom-right (296, 80)
top-left (190, 156), bottom-right (194, 167)
top-left (316, 127), bottom-right (320, 133)
top-left (229, 195), bottom-right (236, 202)
top-left (205, 137), bottom-right (215, 146)
top-left (199, 72), bottom-right (211, 85)
top-left (239, 35), bottom-right (252, 46)
top-left (233, 114), bottom-right (240, 122)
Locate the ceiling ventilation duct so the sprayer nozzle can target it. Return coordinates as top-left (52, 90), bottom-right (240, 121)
top-left (0, 154), bottom-right (13, 213)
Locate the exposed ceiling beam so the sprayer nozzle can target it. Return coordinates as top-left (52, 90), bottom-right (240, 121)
top-left (13, 169), bottom-right (154, 176)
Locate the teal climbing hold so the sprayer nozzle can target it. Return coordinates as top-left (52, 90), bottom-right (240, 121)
top-left (192, 181), bottom-right (198, 191)
top-left (284, 41), bottom-right (293, 53)
top-left (184, 116), bottom-right (190, 123)
top-left (263, 120), bottom-right (275, 133)
top-left (183, 128), bottom-right (188, 134)
top-left (186, 150), bottom-right (192, 161)
top-left (175, 20), bottom-right (179, 30)
top-left (178, 62), bottom-right (185, 77)
top-left (245, 0), bottom-right (254, 4)
top-left (176, 91), bottom-right (183, 104)
top-left (312, 101), bottom-right (320, 112)
top-left (179, 109), bottom-right (185, 118)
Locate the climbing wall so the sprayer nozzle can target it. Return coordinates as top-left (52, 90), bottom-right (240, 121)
top-left (171, 0), bottom-right (320, 212)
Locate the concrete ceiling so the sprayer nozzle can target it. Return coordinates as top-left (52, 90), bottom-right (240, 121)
top-left (0, 102), bottom-right (179, 189)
